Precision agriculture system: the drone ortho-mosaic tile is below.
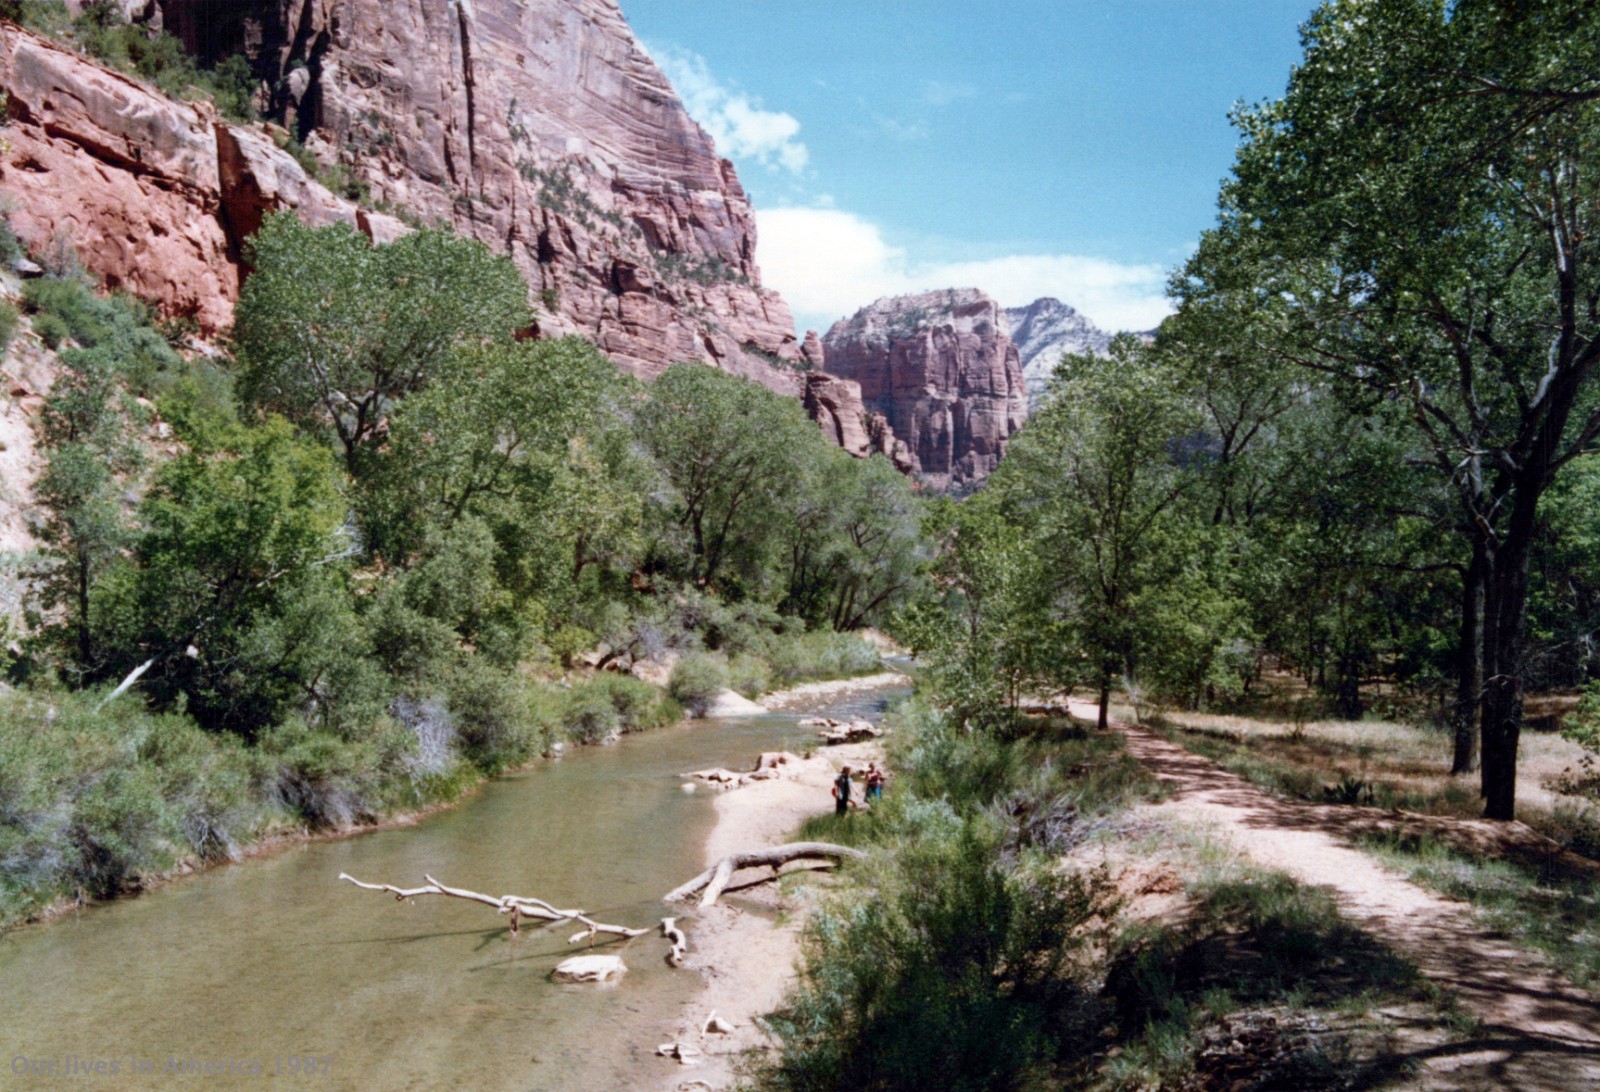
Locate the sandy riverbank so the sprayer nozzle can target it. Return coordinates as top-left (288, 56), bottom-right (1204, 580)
top-left (655, 737), bottom-right (883, 1090)
top-left (759, 670), bottom-right (911, 710)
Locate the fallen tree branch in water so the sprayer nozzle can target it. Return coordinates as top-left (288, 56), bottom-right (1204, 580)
top-left (338, 872), bottom-right (651, 943)
top-left (661, 916), bottom-right (688, 966)
top-left (664, 842), bottom-right (868, 908)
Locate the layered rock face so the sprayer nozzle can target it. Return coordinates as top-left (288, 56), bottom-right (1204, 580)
top-left (0, 26), bottom-right (401, 332)
top-left (0, 0), bottom-right (803, 389)
top-left (1004, 297), bottom-right (1114, 403)
top-left (822, 289), bottom-right (1028, 489)
top-left (801, 372), bottom-right (914, 475)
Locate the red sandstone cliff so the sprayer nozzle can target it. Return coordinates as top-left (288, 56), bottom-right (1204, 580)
top-left (820, 288), bottom-right (1028, 489)
top-left (0, 0), bottom-right (803, 390)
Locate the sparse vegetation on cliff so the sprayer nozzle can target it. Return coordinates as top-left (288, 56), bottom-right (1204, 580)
top-left (2, 1), bottom-right (257, 122)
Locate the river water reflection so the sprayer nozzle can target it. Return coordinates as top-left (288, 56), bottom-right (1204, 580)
top-left (0, 683), bottom-right (905, 1091)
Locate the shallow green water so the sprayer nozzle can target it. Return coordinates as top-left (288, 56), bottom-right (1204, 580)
top-left (0, 686), bottom-right (902, 1091)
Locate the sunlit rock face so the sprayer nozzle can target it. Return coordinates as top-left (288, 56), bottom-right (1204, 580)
top-left (821, 288), bottom-right (1028, 490)
top-left (0, 0), bottom-right (804, 390)
top-left (801, 371), bottom-right (915, 475)
top-left (1004, 296), bottom-right (1114, 404)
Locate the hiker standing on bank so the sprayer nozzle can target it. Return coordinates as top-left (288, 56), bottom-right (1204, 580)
top-left (832, 766), bottom-right (853, 816)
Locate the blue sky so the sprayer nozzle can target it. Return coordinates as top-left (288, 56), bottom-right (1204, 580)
top-left (619, 1), bottom-right (1319, 335)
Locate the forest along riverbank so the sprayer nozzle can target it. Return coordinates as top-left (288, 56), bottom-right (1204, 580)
top-left (0, 678), bottom-right (908, 1092)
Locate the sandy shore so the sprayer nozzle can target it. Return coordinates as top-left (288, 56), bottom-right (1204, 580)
top-left (759, 670), bottom-right (911, 710)
top-left (655, 739), bottom-right (882, 1090)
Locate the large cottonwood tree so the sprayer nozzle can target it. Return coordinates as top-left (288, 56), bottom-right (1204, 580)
top-left (1186, 0), bottom-right (1600, 817)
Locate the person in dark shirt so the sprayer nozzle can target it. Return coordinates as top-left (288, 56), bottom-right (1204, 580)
top-left (832, 766), bottom-right (853, 816)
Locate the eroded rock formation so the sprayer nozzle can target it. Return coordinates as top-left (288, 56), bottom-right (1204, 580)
top-left (0, 0), bottom-right (804, 389)
top-left (821, 288), bottom-right (1028, 489)
top-left (801, 371), bottom-right (914, 474)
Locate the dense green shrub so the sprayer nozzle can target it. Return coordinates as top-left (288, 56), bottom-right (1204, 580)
top-left (439, 658), bottom-right (540, 774)
top-left (767, 630), bottom-right (881, 685)
top-left (669, 652), bottom-right (729, 715)
top-left (560, 682), bottom-right (620, 744)
top-left (728, 652), bottom-right (771, 698)
top-left (256, 719), bottom-right (381, 830)
top-left (22, 277), bottom-right (185, 393)
top-left (759, 827), bottom-right (1116, 1092)
top-left (0, 688), bottom-right (273, 923)
top-left (0, 299), bottom-right (20, 354)
top-left (32, 311), bottom-right (69, 349)
top-left (580, 672), bottom-right (681, 733)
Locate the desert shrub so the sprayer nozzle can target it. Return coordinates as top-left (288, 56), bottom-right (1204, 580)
top-left (0, 212), bottom-right (24, 268)
top-left (561, 683), bottom-right (621, 744)
top-left (0, 689), bottom-right (271, 921)
top-left (256, 719), bottom-right (381, 830)
top-left (758, 827), bottom-right (1115, 1092)
top-left (32, 311), bottom-right (69, 349)
top-left (22, 277), bottom-right (185, 393)
top-left (135, 714), bottom-right (258, 861)
top-left (669, 652), bottom-right (729, 715)
top-left (728, 652), bottom-right (771, 698)
top-left (0, 299), bottom-right (19, 354)
top-left (585, 672), bottom-right (680, 731)
top-left (67, 762), bottom-right (170, 897)
top-left (440, 658), bottom-right (540, 774)
top-left (768, 630), bottom-right (881, 685)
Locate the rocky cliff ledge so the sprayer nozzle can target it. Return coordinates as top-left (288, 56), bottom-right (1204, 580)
top-left (0, 0), bottom-right (803, 390)
top-left (821, 288), bottom-right (1028, 490)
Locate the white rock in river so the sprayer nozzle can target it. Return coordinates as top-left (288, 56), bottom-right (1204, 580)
top-left (552, 955), bottom-right (626, 983)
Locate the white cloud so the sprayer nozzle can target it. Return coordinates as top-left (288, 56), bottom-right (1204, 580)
top-left (756, 207), bottom-right (1174, 334)
top-left (647, 45), bottom-right (809, 173)
top-left (920, 80), bottom-right (976, 107)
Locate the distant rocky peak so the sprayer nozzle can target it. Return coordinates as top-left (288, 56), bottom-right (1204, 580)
top-left (821, 288), bottom-right (1027, 491)
top-left (1003, 297), bottom-right (1114, 402)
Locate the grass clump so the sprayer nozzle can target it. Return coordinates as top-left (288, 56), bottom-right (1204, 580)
top-left (1102, 862), bottom-right (1433, 1090)
top-left (1360, 829), bottom-right (1600, 988)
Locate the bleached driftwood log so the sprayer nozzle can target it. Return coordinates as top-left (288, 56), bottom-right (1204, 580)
top-left (339, 872), bottom-right (650, 942)
top-left (664, 842), bottom-right (868, 908)
top-left (661, 916), bottom-right (688, 967)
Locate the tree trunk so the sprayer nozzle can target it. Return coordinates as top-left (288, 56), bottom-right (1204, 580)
top-left (1451, 538), bottom-right (1485, 775)
top-left (1479, 489), bottom-right (1540, 821)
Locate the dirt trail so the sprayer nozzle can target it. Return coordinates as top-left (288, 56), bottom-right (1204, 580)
top-left (1090, 703), bottom-right (1600, 1091)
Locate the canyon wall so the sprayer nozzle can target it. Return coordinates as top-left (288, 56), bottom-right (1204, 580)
top-left (0, 0), bottom-right (804, 390)
top-left (821, 288), bottom-right (1028, 490)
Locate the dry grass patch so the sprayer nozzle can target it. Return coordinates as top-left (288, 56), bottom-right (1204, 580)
top-left (1136, 673), bottom-right (1600, 856)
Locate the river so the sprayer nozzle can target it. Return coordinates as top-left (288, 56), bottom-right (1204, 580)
top-left (0, 683), bottom-right (905, 1091)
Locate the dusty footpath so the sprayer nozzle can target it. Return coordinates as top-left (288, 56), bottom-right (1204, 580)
top-left (653, 678), bottom-right (895, 1089)
top-left (1085, 701), bottom-right (1600, 1092)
